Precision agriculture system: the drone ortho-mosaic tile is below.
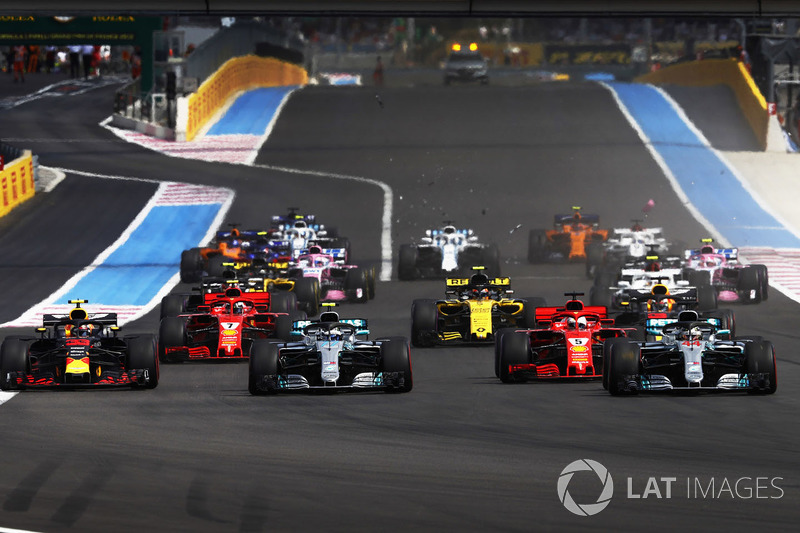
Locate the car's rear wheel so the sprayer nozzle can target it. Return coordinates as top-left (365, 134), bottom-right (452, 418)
top-left (345, 268), bottom-right (369, 302)
top-left (398, 244), bottom-right (418, 280)
top-left (293, 277), bottom-right (320, 316)
top-left (273, 314), bottom-right (294, 342)
top-left (411, 299), bottom-right (438, 347)
top-left (481, 244), bottom-right (501, 276)
top-left (494, 328), bottom-right (517, 378)
top-left (127, 334), bottom-right (159, 389)
top-left (366, 266), bottom-right (377, 299)
top-left (0, 338), bottom-right (30, 391)
top-left (160, 293), bottom-right (188, 319)
top-left (499, 332), bottom-right (530, 383)
top-left (602, 337), bottom-right (629, 390)
top-left (697, 284), bottom-right (718, 310)
top-left (520, 297), bottom-right (545, 329)
top-left (249, 341), bottom-right (281, 395)
top-left (269, 291), bottom-right (298, 314)
top-left (753, 264), bottom-right (769, 300)
top-left (381, 338), bottom-right (413, 393)
top-left (586, 242), bottom-right (605, 279)
top-left (607, 339), bottom-right (640, 396)
top-left (705, 308), bottom-right (735, 338)
top-left (180, 248), bottom-right (203, 283)
top-left (746, 340), bottom-right (777, 394)
top-left (738, 266), bottom-right (762, 304)
top-left (527, 230), bottom-right (548, 263)
top-left (158, 317), bottom-right (187, 363)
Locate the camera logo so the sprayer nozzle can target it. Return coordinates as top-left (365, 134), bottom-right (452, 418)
top-left (558, 459), bottom-right (614, 516)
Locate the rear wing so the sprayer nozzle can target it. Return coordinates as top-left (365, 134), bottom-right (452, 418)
top-left (42, 313), bottom-right (118, 326)
top-left (685, 247), bottom-right (738, 260)
top-left (555, 213), bottom-right (600, 225)
top-left (535, 305), bottom-right (608, 321)
top-left (446, 276), bottom-right (510, 288)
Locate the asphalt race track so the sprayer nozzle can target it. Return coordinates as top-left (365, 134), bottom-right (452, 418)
top-left (0, 79), bottom-right (798, 532)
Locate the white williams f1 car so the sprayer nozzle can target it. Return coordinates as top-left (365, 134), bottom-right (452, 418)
top-left (398, 224), bottom-right (500, 279)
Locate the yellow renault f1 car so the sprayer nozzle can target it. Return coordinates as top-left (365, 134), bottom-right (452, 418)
top-left (410, 268), bottom-right (543, 347)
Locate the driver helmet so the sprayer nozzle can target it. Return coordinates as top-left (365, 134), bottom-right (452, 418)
top-left (329, 328), bottom-right (342, 341)
top-left (74, 324), bottom-right (94, 337)
top-left (688, 326), bottom-right (703, 341)
top-left (233, 301), bottom-right (246, 315)
top-left (577, 316), bottom-right (588, 330)
top-left (700, 245), bottom-right (714, 254)
top-left (565, 317), bottom-right (576, 329)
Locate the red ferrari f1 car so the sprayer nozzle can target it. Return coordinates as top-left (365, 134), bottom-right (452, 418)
top-left (495, 292), bottom-right (631, 382)
top-left (158, 286), bottom-right (300, 362)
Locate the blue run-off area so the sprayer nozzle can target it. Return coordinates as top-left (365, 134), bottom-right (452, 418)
top-left (607, 82), bottom-right (800, 249)
top-left (206, 86), bottom-right (298, 136)
top-left (63, 204), bottom-right (221, 306)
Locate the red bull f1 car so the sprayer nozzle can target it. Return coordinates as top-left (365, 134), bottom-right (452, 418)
top-left (0, 300), bottom-right (159, 390)
top-left (495, 293), bottom-right (630, 382)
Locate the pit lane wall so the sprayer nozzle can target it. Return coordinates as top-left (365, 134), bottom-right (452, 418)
top-left (635, 59), bottom-right (769, 151)
top-left (178, 55), bottom-right (307, 142)
top-left (0, 151), bottom-right (35, 218)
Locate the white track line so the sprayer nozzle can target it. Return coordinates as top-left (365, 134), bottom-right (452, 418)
top-left (1, 169), bottom-right (234, 328)
top-left (100, 87), bottom-right (395, 281)
top-left (599, 81), bottom-right (729, 247)
top-left (601, 81), bottom-right (800, 304)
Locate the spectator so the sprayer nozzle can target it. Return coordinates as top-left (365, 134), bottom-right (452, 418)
top-left (12, 44), bottom-right (25, 82)
top-left (68, 44), bottom-right (81, 78)
top-left (81, 44), bottom-right (94, 79)
top-left (27, 44), bottom-right (39, 73)
top-left (45, 45), bottom-right (56, 73)
top-left (373, 55), bottom-right (384, 86)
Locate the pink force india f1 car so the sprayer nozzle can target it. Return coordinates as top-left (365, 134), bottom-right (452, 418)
top-left (683, 239), bottom-right (768, 304)
top-left (286, 246), bottom-right (376, 303)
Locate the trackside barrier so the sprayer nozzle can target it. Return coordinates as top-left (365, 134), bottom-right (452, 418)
top-left (635, 58), bottom-right (769, 151)
top-left (178, 55), bottom-right (308, 142)
top-left (0, 150), bottom-right (35, 218)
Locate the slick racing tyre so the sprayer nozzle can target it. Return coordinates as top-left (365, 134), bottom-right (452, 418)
top-left (754, 264), bottom-right (769, 301)
top-left (160, 293), bottom-right (188, 319)
top-left (527, 229), bottom-right (548, 263)
top-left (366, 266), bottom-right (377, 299)
top-left (158, 317), bottom-right (187, 363)
top-left (697, 284), bottom-right (718, 311)
top-left (411, 299), bottom-right (438, 348)
top-left (481, 244), bottom-right (501, 276)
top-left (381, 338), bottom-right (413, 393)
top-left (520, 297), bottom-right (546, 329)
top-left (607, 339), bottom-right (640, 396)
top-left (273, 314), bottom-right (295, 342)
top-left (398, 244), bottom-right (418, 280)
top-left (585, 242), bottom-right (604, 279)
top-left (602, 337), bottom-right (629, 391)
top-left (293, 277), bottom-right (320, 316)
top-left (345, 268), bottom-right (370, 303)
top-left (745, 340), bottom-right (777, 394)
top-left (206, 255), bottom-right (229, 278)
top-left (738, 266), bottom-right (762, 304)
top-left (494, 328), bottom-right (517, 378)
top-left (705, 309), bottom-right (735, 338)
top-left (180, 248), bottom-right (203, 283)
top-left (249, 341), bottom-right (281, 395)
top-left (0, 337), bottom-right (31, 391)
top-left (269, 291), bottom-right (298, 314)
top-left (499, 332), bottom-right (530, 383)
top-left (127, 334), bottom-right (159, 389)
